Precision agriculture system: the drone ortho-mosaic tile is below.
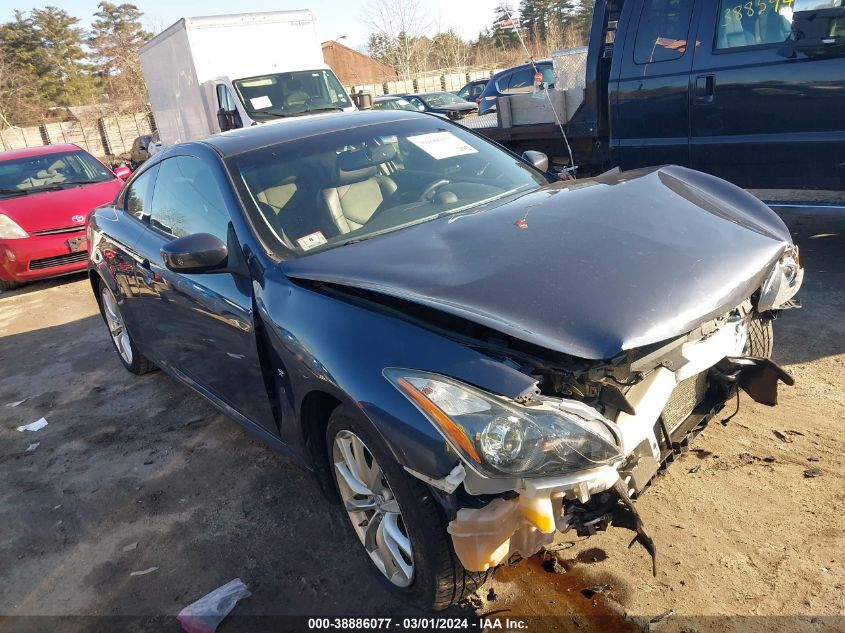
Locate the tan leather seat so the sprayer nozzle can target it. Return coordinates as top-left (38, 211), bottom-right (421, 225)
top-left (257, 176), bottom-right (298, 214)
top-left (320, 147), bottom-right (398, 234)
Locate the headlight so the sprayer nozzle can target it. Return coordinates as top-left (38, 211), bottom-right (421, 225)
top-left (758, 245), bottom-right (803, 311)
top-left (384, 369), bottom-right (622, 478)
top-left (0, 214), bottom-right (28, 239)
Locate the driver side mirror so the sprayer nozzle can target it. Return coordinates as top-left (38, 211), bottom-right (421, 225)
top-left (522, 150), bottom-right (549, 172)
top-left (113, 165), bottom-right (132, 180)
top-left (780, 3), bottom-right (845, 57)
top-left (161, 233), bottom-right (228, 274)
top-left (217, 108), bottom-right (243, 132)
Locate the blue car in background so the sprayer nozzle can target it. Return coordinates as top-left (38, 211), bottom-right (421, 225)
top-left (476, 60), bottom-right (556, 115)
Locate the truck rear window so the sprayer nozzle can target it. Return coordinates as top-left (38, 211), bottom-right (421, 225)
top-left (634, 0), bottom-right (695, 64)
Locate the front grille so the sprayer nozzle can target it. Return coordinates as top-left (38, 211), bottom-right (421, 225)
top-left (661, 371), bottom-right (709, 433)
top-left (32, 225), bottom-right (84, 236)
top-left (29, 251), bottom-right (88, 270)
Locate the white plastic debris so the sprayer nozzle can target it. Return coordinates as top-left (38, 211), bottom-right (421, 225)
top-left (25, 442), bottom-right (40, 453)
top-left (177, 579), bottom-right (251, 633)
top-left (5, 399), bottom-right (26, 408)
top-left (17, 418), bottom-right (47, 432)
top-left (130, 567), bottom-right (159, 576)
top-left (122, 542), bottom-right (138, 552)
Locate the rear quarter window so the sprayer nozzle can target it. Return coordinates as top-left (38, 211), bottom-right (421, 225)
top-left (634, 0), bottom-right (696, 64)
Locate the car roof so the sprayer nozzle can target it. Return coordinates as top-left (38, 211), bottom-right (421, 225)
top-left (0, 143), bottom-right (84, 162)
top-left (198, 110), bottom-right (431, 157)
top-left (491, 60), bottom-right (552, 78)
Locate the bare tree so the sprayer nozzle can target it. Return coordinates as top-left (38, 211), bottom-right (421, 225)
top-left (430, 29), bottom-right (471, 71)
top-left (363, 0), bottom-right (432, 81)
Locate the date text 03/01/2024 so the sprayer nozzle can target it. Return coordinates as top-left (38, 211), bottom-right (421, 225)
top-left (307, 617), bottom-right (529, 630)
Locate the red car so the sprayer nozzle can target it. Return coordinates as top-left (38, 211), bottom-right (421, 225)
top-left (0, 144), bottom-right (130, 291)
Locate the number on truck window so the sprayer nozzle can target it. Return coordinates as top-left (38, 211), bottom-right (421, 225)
top-left (716, 0), bottom-right (795, 49)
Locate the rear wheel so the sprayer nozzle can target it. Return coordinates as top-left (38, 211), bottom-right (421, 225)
top-left (745, 315), bottom-right (774, 358)
top-left (99, 284), bottom-right (155, 375)
top-left (326, 406), bottom-right (490, 610)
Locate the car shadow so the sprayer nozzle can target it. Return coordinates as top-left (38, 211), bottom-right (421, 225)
top-left (773, 209), bottom-right (845, 367)
top-left (0, 271), bottom-right (89, 299)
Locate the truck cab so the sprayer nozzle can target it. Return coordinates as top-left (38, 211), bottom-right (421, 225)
top-left (140, 11), bottom-right (356, 149)
top-left (599, 0), bottom-right (845, 189)
top-left (211, 68), bottom-right (355, 133)
top-left (483, 0), bottom-right (845, 189)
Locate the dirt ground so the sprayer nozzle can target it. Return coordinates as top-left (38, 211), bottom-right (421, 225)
top-left (1, 208), bottom-right (843, 633)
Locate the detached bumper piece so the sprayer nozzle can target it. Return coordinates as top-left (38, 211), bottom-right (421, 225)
top-left (718, 356), bottom-right (795, 406)
top-left (446, 479), bottom-right (659, 577)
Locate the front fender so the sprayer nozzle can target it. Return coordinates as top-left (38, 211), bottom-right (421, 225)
top-left (256, 272), bottom-right (536, 479)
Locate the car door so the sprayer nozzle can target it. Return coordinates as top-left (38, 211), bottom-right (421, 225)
top-left (689, 0), bottom-right (845, 188)
top-left (96, 165), bottom-right (159, 346)
top-left (611, 0), bottom-right (702, 169)
top-left (133, 151), bottom-right (277, 434)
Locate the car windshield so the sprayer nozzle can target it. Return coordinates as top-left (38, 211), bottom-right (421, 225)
top-left (227, 116), bottom-right (550, 257)
top-left (420, 92), bottom-right (467, 107)
top-left (373, 98), bottom-right (418, 112)
top-left (233, 70), bottom-right (351, 119)
top-left (0, 149), bottom-right (113, 199)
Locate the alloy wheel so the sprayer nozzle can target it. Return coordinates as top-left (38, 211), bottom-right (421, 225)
top-left (332, 430), bottom-right (414, 587)
top-left (101, 286), bottom-right (133, 365)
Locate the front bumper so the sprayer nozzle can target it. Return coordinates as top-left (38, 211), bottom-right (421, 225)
top-left (444, 315), bottom-right (795, 573)
top-left (0, 233), bottom-right (88, 283)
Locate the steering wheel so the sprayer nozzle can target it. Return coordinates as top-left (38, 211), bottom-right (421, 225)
top-left (420, 179), bottom-right (450, 202)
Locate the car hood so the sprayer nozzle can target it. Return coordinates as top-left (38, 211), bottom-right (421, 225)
top-left (0, 179), bottom-right (122, 233)
top-left (282, 166), bottom-right (794, 360)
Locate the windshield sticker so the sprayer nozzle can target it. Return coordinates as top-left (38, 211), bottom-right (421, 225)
top-left (406, 132), bottom-right (478, 160)
top-left (250, 95), bottom-right (272, 109)
top-left (296, 231), bottom-right (328, 251)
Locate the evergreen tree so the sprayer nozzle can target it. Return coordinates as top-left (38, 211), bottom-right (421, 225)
top-left (0, 7), bottom-right (98, 107)
top-left (489, 3), bottom-right (521, 50)
top-left (88, 2), bottom-right (151, 104)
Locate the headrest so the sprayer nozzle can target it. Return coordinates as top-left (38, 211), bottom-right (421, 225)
top-left (335, 145), bottom-right (397, 186)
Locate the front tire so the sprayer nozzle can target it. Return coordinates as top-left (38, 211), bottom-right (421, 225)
top-left (746, 314), bottom-right (774, 358)
top-left (326, 406), bottom-right (490, 610)
top-left (98, 283), bottom-right (155, 375)
top-left (0, 279), bottom-right (18, 292)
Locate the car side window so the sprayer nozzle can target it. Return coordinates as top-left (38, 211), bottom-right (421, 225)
top-left (715, 0), bottom-right (794, 49)
top-left (505, 68), bottom-right (535, 93)
top-left (216, 84), bottom-right (237, 111)
top-left (149, 156), bottom-right (230, 241)
top-left (634, 0), bottom-right (695, 64)
top-left (124, 165), bottom-right (157, 221)
top-left (405, 95), bottom-right (424, 109)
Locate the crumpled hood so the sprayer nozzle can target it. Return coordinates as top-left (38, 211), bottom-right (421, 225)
top-left (282, 165), bottom-right (794, 360)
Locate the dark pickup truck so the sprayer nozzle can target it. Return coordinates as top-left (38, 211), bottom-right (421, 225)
top-left (473, 0), bottom-right (845, 189)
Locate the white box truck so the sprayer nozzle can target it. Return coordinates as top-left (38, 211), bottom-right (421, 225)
top-left (139, 10), bottom-right (355, 147)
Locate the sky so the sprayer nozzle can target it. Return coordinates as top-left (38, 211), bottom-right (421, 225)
top-left (0, 0), bottom-right (504, 51)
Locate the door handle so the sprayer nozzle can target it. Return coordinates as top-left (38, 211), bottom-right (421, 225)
top-left (695, 75), bottom-right (715, 104)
